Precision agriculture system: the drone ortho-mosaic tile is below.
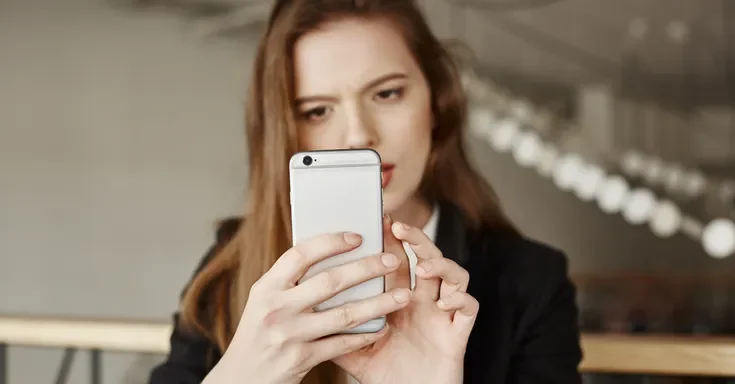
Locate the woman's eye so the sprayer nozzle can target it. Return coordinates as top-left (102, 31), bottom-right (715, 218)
top-left (374, 87), bottom-right (404, 101)
top-left (301, 106), bottom-right (330, 122)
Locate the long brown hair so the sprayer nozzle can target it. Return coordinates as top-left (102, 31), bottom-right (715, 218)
top-left (180, 1), bottom-right (514, 383)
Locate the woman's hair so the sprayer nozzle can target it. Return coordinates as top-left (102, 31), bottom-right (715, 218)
top-left (180, 1), bottom-right (515, 383)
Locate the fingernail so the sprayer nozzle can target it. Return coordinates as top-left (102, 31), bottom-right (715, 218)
top-left (343, 232), bottom-right (362, 245)
top-left (393, 289), bottom-right (411, 303)
top-left (399, 222), bottom-right (409, 230)
top-left (381, 253), bottom-right (398, 268)
top-left (437, 299), bottom-right (446, 309)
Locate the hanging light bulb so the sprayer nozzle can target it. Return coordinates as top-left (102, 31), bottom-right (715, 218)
top-left (511, 99), bottom-right (533, 123)
top-left (597, 175), bottom-right (630, 214)
top-left (683, 170), bottom-right (707, 198)
top-left (537, 143), bottom-right (559, 178)
top-left (468, 106), bottom-right (496, 137)
top-left (621, 151), bottom-right (645, 178)
top-left (663, 163), bottom-right (686, 194)
top-left (512, 131), bottom-right (543, 168)
top-left (702, 218), bottom-right (735, 259)
top-left (574, 164), bottom-right (606, 202)
top-left (642, 156), bottom-right (665, 186)
top-left (622, 188), bottom-right (657, 225)
top-left (552, 153), bottom-right (584, 191)
top-left (649, 200), bottom-right (682, 238)
top-left (488, 118), bottom-right (520, 153)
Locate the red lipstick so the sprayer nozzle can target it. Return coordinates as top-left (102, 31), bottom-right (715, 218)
top-left (381, 163), bottom-right (395, 189)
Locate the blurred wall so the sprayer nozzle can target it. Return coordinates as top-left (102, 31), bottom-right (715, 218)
top-left (1, 1), bottom-right (735, 384)
top-left (0, 1), bottom-right (248, 382)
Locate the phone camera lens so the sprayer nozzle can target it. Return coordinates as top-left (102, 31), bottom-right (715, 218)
top-left (303, 155), bottom-right (313, 166)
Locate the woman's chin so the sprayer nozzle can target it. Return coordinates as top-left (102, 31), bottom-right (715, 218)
top-left (381, 191), bottom-right (402, 215)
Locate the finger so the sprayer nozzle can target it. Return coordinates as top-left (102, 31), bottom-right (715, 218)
top-left (288, 252), bottom-right (401, 311)
top-left (415, 258), bottom-right (470, 299)
top-left (309, 326), bottom-right (389, 365)
top-left (437, 291), bottom-right (479, 334)
top-left (391, 221), bottom-right (442, 301)
top-left (267, 232), bottom-right (363, 287)
top-left (299, 288), bottom-right (411, 340)
top-left (382, 215), bottom-right (411, 291)
top-left (391, 221), bottom-right (443, 260)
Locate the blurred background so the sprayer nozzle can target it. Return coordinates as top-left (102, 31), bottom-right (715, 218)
top-left (1, 0), bottom-right (735, 382)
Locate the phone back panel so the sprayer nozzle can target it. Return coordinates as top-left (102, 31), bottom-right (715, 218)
top-left (289, 149), bottom-right (385, 332)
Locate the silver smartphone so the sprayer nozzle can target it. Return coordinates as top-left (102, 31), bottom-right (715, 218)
top-left (289, 148), bottom-right (386, 333)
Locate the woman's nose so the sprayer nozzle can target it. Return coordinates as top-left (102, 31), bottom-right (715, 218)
top-left (344, 105), bottom-right (378, 149)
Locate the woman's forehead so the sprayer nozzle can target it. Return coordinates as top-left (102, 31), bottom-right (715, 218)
top-left (292, 18), bottom-right (419, 97)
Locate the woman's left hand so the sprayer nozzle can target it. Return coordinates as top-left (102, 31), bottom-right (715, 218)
top-left (333, 216), bottom-right (479, 384)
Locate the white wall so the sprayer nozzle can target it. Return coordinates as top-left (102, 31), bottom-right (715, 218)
top-left (2, 1), bottom-right (734, 384)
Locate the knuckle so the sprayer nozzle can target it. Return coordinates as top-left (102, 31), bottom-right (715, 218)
top-left (284, 344), bottom-right (311, 371)
top-left (261, 308), bottom-right (281, 328)
top-left (260, 300), bottom-right (285, 328)
top-left (290, 245), bottom-right (310, 266)
top-left (266, 327), bottom-right (291, 347)
top-left (338, 335), bottom-right (362, 354)
top-left (335, 305), bottom-right (357, 328)
top-left (460, 269), bottom-right (470, 282)
top-left (318, 270), bottom-right (342, 293)
top-left (248, 279), bottom-right (264, 297)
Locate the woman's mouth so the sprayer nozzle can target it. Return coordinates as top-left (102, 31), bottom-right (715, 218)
top-left (381, 164), bottom-right (395, 189)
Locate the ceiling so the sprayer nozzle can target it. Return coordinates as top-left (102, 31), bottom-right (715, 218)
top-left (436, 0), bottom-right (733, 107)
top-left (116, 0), bottom-right (734, 108)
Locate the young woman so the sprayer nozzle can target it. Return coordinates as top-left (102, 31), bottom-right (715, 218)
top-left (149, 1), bottom-right (582, 383)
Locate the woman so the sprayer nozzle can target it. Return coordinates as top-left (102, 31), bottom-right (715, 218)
top-left (150, 0), bottom-right (582, 383)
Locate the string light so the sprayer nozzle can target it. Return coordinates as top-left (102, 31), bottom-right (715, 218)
top-left (649, 200), bottom-right (682, 238)
top-left (552, 153), bottom-right (585, 191)
top-left (488, 118), bottom-right (521, 153)
top-left (463, 74), bottom-right (732, 259)
top-left (512, 131), bottom-right (543, 168)
top-left (622, 188), bottom-right (657, 225)
top-left (574, 164), bottom-right (606, 202)
top-left (597, 175), bottom-right (630, 214)
top-left (702, 219), bottom-right (735, 259)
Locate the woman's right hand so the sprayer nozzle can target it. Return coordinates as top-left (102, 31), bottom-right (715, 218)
top-left (204, 232), bottom-right (411, 384)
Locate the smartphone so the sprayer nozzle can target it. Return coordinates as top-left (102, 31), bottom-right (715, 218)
top-left (289, 148), bottom-right (386, 333)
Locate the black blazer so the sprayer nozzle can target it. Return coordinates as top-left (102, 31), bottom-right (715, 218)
top-left (150, 202), bottom-right (583, 383)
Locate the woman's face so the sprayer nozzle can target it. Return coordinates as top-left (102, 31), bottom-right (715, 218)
top-left (293, 17), bottom-right (433, 214)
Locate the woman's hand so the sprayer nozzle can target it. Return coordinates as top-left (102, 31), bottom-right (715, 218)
top-left (333, 217), bottom-right (479, 384)
top-left (205, 232), bottom-right (412, 384)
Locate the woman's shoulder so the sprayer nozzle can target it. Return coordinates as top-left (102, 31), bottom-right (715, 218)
top-left (473, 228), bottom-right (570, 279)
top-left (452, 207), bottom-right (573, 304)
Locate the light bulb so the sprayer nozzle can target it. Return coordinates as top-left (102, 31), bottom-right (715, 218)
top-left (684, 171), bottom-right (707, 198)
top-left (622, 188), bottom-right (657, 225)
top-left (511, 100), bottom-right (532, 122)
top-left (702, 218), bottom-right (735, 259)
top-left (537, 144), bottom-right (558, 178)
top-left (663, 164), bottom-right (686, 194)
top-left (552, 153), bottom-right (584, 191)
top-left (621, 151), bottom-right (645, 177)
top-left (597, 175), bottom-right (630, 214)
top-left (489, 118), bottom-right (520, 153)
top-left (574, 164), bottom-right (606, 201)
top-left (643, 157), bottom-right (665, 185)
top-left (512, 131), bottom-right (543, 168)
top-left (649, 200), bottom-right (682, 238)
top-left (468, 107), bottom-right (496, 137)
